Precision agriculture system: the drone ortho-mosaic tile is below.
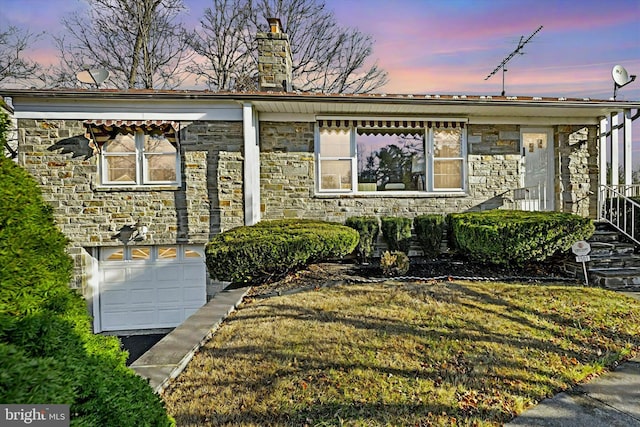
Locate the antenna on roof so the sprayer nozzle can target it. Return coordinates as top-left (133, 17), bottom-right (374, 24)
top-left (76, 68), bottom-right (110, 88)
top-left (611, 64), bottom-right (636, 100)
top-left (485, 25), bottom-right (543, 96)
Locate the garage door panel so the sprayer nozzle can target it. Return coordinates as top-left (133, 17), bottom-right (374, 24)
top-left (103, 268), bottom-right (126, 284)
top-left (127, 266), bottom-right (154, 282)
top-left (155, 265), bottom-right (181, 282)
top-left (158, 288), bottom-right (180, 303)
top-left (102, 309), bottom-right (156, 329)
top-left (183, 264), bottom-right (205, 280)
top-left (99, 245), bottom-right (207, 332)
top-left (157, 308), bottom-right (183, 324)
top-left (183, 286), bottom-right (206, 303)
top-left (130, 288), bottom-right (156, 302)
top-left (101, 289), bottom-right (129, 306)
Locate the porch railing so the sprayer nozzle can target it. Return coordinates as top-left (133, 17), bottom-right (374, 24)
top-left (599, 184), bottom-right (640, 246)
top-left (513, 183), bottom-right (547, 211)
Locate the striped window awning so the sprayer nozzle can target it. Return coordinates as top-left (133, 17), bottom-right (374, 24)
top-left (318, 119), bottom-right (465, 131)
top-left (83, 120), bottom-right (180, 153)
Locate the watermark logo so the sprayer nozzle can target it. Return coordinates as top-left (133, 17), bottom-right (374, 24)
top-left (1, 405), bottom-right (69, 426)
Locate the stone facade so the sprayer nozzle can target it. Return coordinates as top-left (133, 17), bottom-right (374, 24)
top-left (555, 126), bottom-right (598, 218)
top-left (259, 122), bottom-right (550, 222)
top-left (17, 117), bottom-right (599, 297)
top-left (17, 119), bottom-right (244, 296)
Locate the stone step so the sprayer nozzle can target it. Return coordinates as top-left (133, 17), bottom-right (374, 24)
top-left (588, 230), bottom-right (620, 243)
top-left (587, 254), bottom-right (640, 269)
top-left (594, 221), bottom-right (614, 231)
top-left (588, 241), bottom-right (636, 257)
top-left (590, 268), bottom-right (640, 290)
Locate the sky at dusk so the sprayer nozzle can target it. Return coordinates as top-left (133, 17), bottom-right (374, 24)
top-left (2, 0), bottom-right (640, 158)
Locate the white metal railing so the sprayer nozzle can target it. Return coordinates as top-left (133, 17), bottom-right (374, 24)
top-left (513, 183), bottom-right (547, 212)
top-left (599, 184), bottom-right (640, 246)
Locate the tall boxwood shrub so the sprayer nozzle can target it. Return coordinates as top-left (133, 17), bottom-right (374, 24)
top-left (206, 219), bottom-right (359, 284)
top-left (449, 210), bottom-right (594, 265)
top-left (381, 216), bottom-right (412, 253)
top-left (414, 214), bottom-right (445, 258)
top-left (345, 216), bottom-right (379, 263)
top-left (0, 157), bottom-right (173, 426)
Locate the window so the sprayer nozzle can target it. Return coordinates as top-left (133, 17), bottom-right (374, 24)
top-left (86, 121), bottom-right (180, 187)
top-left (433, 128), bottom-right (465, 190)
top-left (317, 120), bottom-right (466, 193)
top-left (101, 131), bottom-right (179, 186)
top-left (101, 246), bottom-right (204, 261)
top-left (318, 128), bottom-right (353, 191)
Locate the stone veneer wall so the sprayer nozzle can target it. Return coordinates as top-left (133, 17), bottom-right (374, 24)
top-left (256, 30), bottom-right (293, 92)
top-left (17, 119), bottom-right (244, 295)
top-left (259, 121), bottom-right (598, 222)
top-left (259, 122), bottom-right (524, 222)
top-left (556, 125), bottom-right (598, 218)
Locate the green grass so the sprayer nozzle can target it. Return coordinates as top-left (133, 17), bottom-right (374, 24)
top-left (162, 281), bottom-right (640, 426)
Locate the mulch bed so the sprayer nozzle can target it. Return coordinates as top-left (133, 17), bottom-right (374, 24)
top-left (245, 254), bottom-right (579, 299)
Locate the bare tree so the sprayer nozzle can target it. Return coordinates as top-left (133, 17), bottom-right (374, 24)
top-left (0, 26), bottom-right (42, 86)
top-left (190, 0), bottom-right (388, 93)
top-left (187, 0), bottom-right (255, 91)
top-left (52, 0), bottom-right (192, 89)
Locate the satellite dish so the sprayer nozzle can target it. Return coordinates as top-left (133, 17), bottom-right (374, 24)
top-left (612, 65), bottom-right (634, 86)
top-left (611, 64), bottom-right (636, 100)
top-left (76, 68), bottom-right (110, 87)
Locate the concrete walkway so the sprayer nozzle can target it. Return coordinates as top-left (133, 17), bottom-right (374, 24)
top-left (130, 286), bottom-right (249, 393)
top-left (508, 290), bottom-right (640, 426)
top-left (506, 357), bottom-right (640, 426)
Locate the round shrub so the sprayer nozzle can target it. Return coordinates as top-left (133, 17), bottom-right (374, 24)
top-left (380, 251), bottom-right (410, 277)
top-left (0, 157), bottom-right (173, 426)
top-left (206, 219), bottom-right (359, 284)
top-left (449, 210), bottom-right (594, 265)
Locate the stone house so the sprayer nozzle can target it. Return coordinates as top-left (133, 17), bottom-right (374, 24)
top-left (2, 19), bottom-right (639, 333)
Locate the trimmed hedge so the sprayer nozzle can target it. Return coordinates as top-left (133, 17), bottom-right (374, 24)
top-left (0, 157), bottom-right (173, 426)
top-left (206, 219), bottom-right (359, 284)
top-left (414, 214), bottom-right (445, 258)
top-left (380, 216), bottom-right (412, 253)
top-left (449, 210), bottom-right (594, 265)
top-left (345, 216), bottom-right (379, 263)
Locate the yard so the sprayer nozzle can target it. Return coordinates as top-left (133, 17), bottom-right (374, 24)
top-left (162, 276), bottom-right (640, 426)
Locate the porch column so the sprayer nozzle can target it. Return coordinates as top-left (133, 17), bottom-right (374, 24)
top-left (611, 112), bottom-right (619, 187)
top-left (599, 117), bottom-right (608, 188)
top-left (624, 109), bottom-right (633, 195)
top-left (243, 102), bottom-right (261, 225)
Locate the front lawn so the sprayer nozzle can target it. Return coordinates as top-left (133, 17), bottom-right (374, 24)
top-left (162, 280), bottom-right (640, 426)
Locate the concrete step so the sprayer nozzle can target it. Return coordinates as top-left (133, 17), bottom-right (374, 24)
top-left (590, 268), bottom-right (640, 290)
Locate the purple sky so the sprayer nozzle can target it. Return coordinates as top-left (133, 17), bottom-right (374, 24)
top-left (2, 0), bottom-right (640, 160)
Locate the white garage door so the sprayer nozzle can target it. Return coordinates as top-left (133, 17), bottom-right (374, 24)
top-left (99, 245), bottom-right (206, 332)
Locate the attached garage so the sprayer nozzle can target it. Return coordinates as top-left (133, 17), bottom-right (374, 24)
top-left (96, 245), bottom-right (207, 332)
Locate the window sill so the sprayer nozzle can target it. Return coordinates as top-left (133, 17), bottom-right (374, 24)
top-left (314, 191), bottom-right (467, 199)
top-left (94, 184), bottom-right (181, 192)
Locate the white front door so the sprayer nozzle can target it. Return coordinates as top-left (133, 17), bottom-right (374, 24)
top-left (98, 245), bottom-right (206, 332)
top-left (521, 128), bottom-right (554, 211)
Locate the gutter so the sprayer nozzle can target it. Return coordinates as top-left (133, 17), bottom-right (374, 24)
top-left (1, 89), bottom-right (639, 111)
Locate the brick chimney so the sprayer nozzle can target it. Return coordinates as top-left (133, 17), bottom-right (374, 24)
top-left (256, 18), bottom-right (293, 92)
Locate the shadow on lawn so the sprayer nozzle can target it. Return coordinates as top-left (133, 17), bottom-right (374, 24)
top-left (167, 281), bottom-right (640, 426)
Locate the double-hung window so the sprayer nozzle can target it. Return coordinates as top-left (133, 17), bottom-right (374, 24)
top-left (317, 119), bottom-right (466, 193)
top-left (86, 121), bottom-right (180, 187)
